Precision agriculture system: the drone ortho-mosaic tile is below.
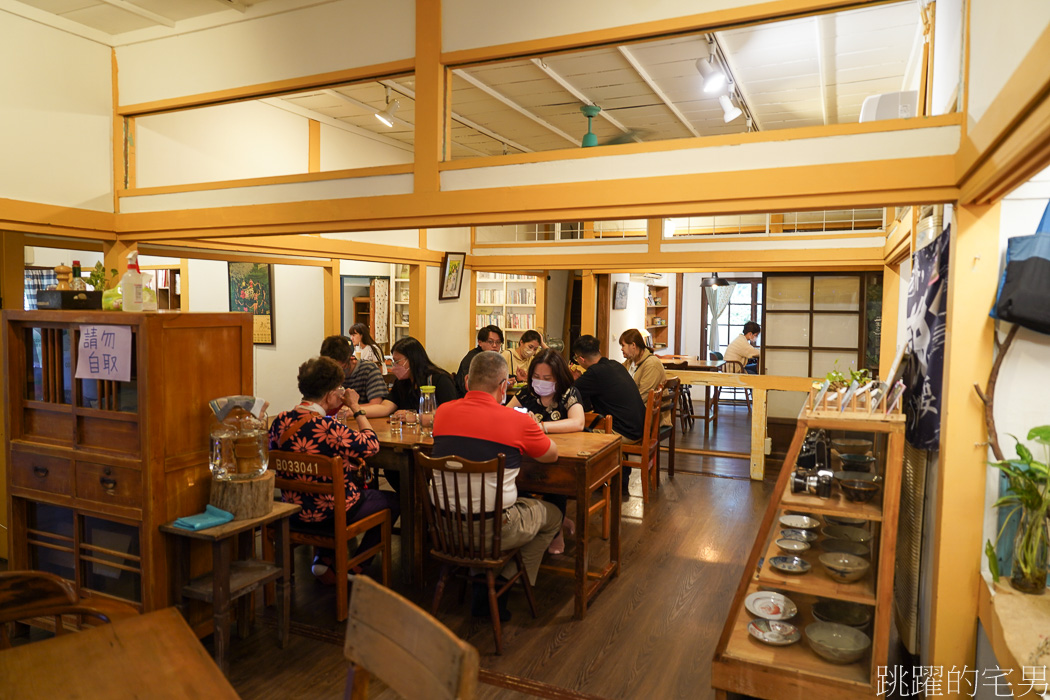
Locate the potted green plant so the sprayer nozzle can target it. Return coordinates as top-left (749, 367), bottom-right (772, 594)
top-left (88, 262), bottom-right (117, 291)
top-left (986, 426), bottom-right (1050, 594)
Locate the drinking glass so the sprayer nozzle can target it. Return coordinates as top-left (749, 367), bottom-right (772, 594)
top-left (389, 412), bottom-right (403, 436)
top-left (403, 411), bottom-right (418, 433)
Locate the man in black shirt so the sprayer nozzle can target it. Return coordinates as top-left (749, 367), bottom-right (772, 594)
top-left (571, 335), bottom-right (646, 495)
top-left (455, 324), bottom-right (504, 397)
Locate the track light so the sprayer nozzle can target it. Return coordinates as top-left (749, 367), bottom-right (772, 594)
top-left (701, 273), bottom-right (731, 288)
top-left (695, 56), bottom-right (727, 94)
top-left (719, 92), bottom-right (743, 123)
top-left (374, 99), bottom-right (399, 127)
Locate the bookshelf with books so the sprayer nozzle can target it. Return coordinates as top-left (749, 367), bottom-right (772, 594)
top-left (645, 284), bottom-right (669, 350)
top-left (474, 272), bottom-right (543, 349)
top-left (392, 264), bottom-right (410, 344)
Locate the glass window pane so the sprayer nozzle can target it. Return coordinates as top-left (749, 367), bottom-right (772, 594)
top-left (765, 349), bottom-right (810, 377)
top-left (765, 313), bottom-right (810, 346)
top-left (728, 305), bottom-right (751, 326)
top-left (813, 314), bottom-right (860, 348)
top-left (766, 277), bottom-right (810, 310)
top-left (768, 390), bottom-right (808, 419)
top-left (814, 276), bottom-right (861, 311)
top-left (730, 283), bottom-right (751, 302)
top-left (718, 325), bottom-right (730, 348)
top-left (812, 350), bottom-right (862, 378)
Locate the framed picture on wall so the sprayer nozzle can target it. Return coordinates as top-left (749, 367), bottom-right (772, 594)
top-left (613, 281), bottom-right (629, 310)
top-left (439, 252), bottom-right (466, 300)
top-left (228, 262), bottom-right (275, 345)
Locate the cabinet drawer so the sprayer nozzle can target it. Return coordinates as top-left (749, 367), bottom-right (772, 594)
top-left (10, 451), bottom-right (73, 496)
top-left (76, 462), bottom-right (142, 509)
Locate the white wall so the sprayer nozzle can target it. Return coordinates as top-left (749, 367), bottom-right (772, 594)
top-left (426, 265), bottom-right (472, 374)
top-left (116, 0), bottom-right (415, 106)
top-left (28, 248), bottom-right (104, 271)
top-left (930, 0), bottom-right (964, 116)
top-left (339, 260), bottom-right (391, 276)
top-left (321, 230), bottom-right (420, 248)
top-left (136, 101), bottom-right (308, 188)
top-left (546, 269), bottom-right (571, 344)
top-left (0, 12), bottom-right (112, 211)
top-left (968, 0), bottom-right (1050, 127)
top-left (186, 258), bottom-right (325, 414)
top-left (320, 124), bottom-right (413, 171)
top-left (606, 273), bottom-right (674, 359)
top-left (426, 227), bottom-right (471, 252)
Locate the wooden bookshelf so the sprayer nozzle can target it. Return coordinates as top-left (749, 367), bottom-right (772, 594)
top-left (645, 283), bottom-right (669, 350)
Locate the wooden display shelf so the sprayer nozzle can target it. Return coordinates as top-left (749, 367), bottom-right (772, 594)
top-left (755, 530), bottom-right (876, 605)
top-left (646, 304), bottom-right (668, 308)
top-left (719, 585), bottom-right (871, 691)
top-left (780, 490), bottom-right (883, 522)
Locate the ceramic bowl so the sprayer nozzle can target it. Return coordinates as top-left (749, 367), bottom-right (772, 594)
top-left (833, 471), bottom-right (880, 485)
top-left (769, 555), bottom-right (811, 575)
top-left (779, 514), bottom-right (821, 530)
top-left (818, 552), bottom-right (870, 583)
top-left (805, 622), bottom-right (871, 664)
top-left (776, 538), bottom-right (811, 554)
top-left (812, 600), bottom-right (872, 629)
top-left (745, 591), bottom-right (798, 620)
top-left (840, 479), bottom-right (881, 503)
top-left (748, 618), bottom-right (801, 646)
top-left (821, 525), bottom-right (872, 544)
top-left (780, 528), bottom-right (818, 543)
top-left (838, 453), bottom-right (877, 472)
top-left (823, 513), bottom-right (868, 528)
top-left (819, 539), bottom-right (871, 558)
top-left (831, 438), bottom-right (873, 455)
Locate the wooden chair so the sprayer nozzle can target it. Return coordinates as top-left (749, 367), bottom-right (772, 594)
top-left (0, 570), bottom-right (138, 648)
top-left (713, 360), bottom-right (752, 417)
top-left (663, 361), bottom-right (695, 432)
top-left (585, 411), bottom-right (614, 540)
top-left (621, 387), bottom-right (664, 503)
top-left (344, 573), bottom-right (479, 700)
top-left (413, 448), bottom-right (537, 655)
top-left (657, 376), bottom-right (681, 479)
top-left (266, 450), bottom-right (392, 622)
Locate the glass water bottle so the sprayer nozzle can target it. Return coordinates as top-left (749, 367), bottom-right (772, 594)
top-left (418, 385), bottom-right (436, 438)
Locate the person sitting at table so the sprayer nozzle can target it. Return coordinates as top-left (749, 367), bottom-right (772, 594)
top-left (320, 335), bottom-right (385, 406)
top-left (502, 329), bottom-right (543, 382)
top-left (432, 350), bottom-right (561, 620)
top-left (349, 322), bottom-right (386, 373)
top-left (268, 357), bottom-right (400, 585)
top-left (619, 328), bottom-right (671, 428)
top-left (571, 334), bottom-right (646, 495)
top-left (455, 324), bottom-right (503, 397)
top-left (725, 320), bottom-right (761, 374)
top-left (506, 348), bottom-right (584, 554)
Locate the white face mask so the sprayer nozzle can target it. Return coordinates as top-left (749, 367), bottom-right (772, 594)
top-left (532, 379), bottom-right (557, 397)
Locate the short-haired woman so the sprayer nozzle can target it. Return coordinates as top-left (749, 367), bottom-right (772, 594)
top-left (268, 356), bottom-right (400, 584)
top-left (506, 348), bottom-right (583, 554)
top-left (502, 329), bottom-right (543, 382)
top-left (348, 323), bottom-right (385, 373)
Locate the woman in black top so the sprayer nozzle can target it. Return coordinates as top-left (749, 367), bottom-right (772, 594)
top-left (363, 336), bottom-right (456, 419)
top-left (506, 348), bottom-right (581, 554)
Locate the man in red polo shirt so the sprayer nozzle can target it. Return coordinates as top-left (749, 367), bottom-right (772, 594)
top-left (432, 350), bottom-right (561, 619)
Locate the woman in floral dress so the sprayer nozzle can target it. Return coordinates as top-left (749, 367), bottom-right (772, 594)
top-left (268, 356), bottom-right (399, 584)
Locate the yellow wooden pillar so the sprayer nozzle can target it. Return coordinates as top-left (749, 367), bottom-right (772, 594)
top-left (927, 202), bottom-right (1000, 675)
top-left (322, 260), bottom-right (340, 337)
top-left (580, 271), bottom-right (596, 337)
top-left (878, 264), bottom-right (902, 381)
top-left (0, 232), bottom-right (26, 558)
top-left (103, 239), bottom-right (133, 280)
top-left (413, 0), bottom-right (443, 193)
top-left (409, 263), bottom-right (426, 344)
top-left (647, 217), bottom-right (661, 255)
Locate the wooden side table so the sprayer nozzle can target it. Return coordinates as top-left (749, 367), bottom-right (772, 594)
top-left (160, 501), bottom-right (300, 675)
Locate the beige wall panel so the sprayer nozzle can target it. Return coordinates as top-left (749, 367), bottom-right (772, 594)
top-left (323, 230), bottom-right (421, 248)
top-left (119, 174), bottom-right (414, 213)
top-left (116, 0), bottom-right (415, 106)
top-left (441, 126), bottom-right (961, 191)
top-left (0, 13), bottom-right (112, 212)
top-left (426, 265), bottom-right (472, 374)
top-left (320, 124), bottom-right (414, 171)
top-left (426, 227), bottom-right (471, 252)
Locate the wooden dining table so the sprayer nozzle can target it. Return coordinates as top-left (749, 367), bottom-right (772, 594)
top-left (365, 417), bottom-right (623, 619)
top-left (0, 607), bottom-right (240, 699)
top-left (660, 357), bottom-right (725, 432)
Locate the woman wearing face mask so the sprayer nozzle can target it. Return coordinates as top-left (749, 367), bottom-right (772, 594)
top-left (501, 329), bottom-right (543, 383)
top-left (506, 348), bottom-right (583, 554)
top-left (362, 336), bottom-right (457, 419)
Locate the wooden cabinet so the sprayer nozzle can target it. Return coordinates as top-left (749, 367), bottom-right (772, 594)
top-left (645, 284), bottom-right (669, 350)
top-left (712, 395), bottom-right (905, 699)
top-left (392, 264), bottom-right (410, 344)
top-left (3, 310), bottom-right (253, 616)
top-left (474, 272), bottom-right (544, 348)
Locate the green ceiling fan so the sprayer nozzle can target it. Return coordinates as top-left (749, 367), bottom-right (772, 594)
top-left (580, 105), bottom-right (601, 147)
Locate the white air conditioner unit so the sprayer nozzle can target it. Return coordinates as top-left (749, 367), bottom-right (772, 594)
top-left (630, 273), bottom-right (663, 283)
top-left (859, 91), bottom-right (919, 123)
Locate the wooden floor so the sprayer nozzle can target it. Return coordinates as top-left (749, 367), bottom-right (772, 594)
top-left (222, 404), bottom-right (776, 700)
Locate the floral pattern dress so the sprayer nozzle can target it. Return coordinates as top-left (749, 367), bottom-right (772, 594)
top-left (268, 408), bottom-right (380, 526)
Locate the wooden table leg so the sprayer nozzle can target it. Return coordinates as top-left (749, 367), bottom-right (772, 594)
top-left (574, 472), bottom-right (589, 620)
top-left (390, 449), bottom-right (420, 587)
top-left (236, 531), bottom-right (253, 640)
top-left (275, 515), bottom-right (291, 649)
top-left (704, 384), bottom-right (712, 436)
top-left (610, 465), bottom-right (622, 577)
top-left (211, 539), bottom-right (232, 676)
top-left (172, 536), bottom-right (190, 619)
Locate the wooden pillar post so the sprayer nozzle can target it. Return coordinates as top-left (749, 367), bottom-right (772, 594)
top-left (580, 271), bottom-right (596, 337)
top-left (323, 260), bottom-right (340, 337)
top-left (103, 240), bottom-right (133, 281)
top-left (413, 0), bottom-right (443, 194)
top-left (409, 263), bottom-right (426, 344)
top-left (927, 202), bottom-right (1000, 675)
top-left (0, 232), bottom-right (26, 559)
top-left (878, 263), bottom-right (902, 381)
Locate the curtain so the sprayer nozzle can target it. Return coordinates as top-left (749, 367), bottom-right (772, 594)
top-left (24, 269), bottom-right (57, 310)
top-left (705, 284), bottom-right (736, 355)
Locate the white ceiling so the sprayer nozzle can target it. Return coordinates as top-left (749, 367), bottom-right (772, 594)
top-left (11, 0), bottom-right (925, 158)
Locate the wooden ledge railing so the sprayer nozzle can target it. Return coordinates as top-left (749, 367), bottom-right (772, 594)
top-left (666, 371), bottom-right (818, 480)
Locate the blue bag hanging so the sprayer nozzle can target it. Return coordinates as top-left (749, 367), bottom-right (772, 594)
top-left (989, 201), bottom-right (1050, 334)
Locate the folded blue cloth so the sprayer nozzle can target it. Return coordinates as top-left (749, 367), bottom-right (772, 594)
top-left (173, 504), bottom-right (235, 531)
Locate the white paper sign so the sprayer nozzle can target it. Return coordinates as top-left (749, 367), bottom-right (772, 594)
top-left (75, 325), bottom-right (132, 383)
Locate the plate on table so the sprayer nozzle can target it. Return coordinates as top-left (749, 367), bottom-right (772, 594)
top-left (769, 555), bottom-right (811, 575)
top-left (745, 591), bottom-right (798, 620)
top-left (779, 514), bottom-right (821, 530)
top-left (780, 528), bottom-right (818, 543)
top-left (748, 618), bottom-right (801, 646)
